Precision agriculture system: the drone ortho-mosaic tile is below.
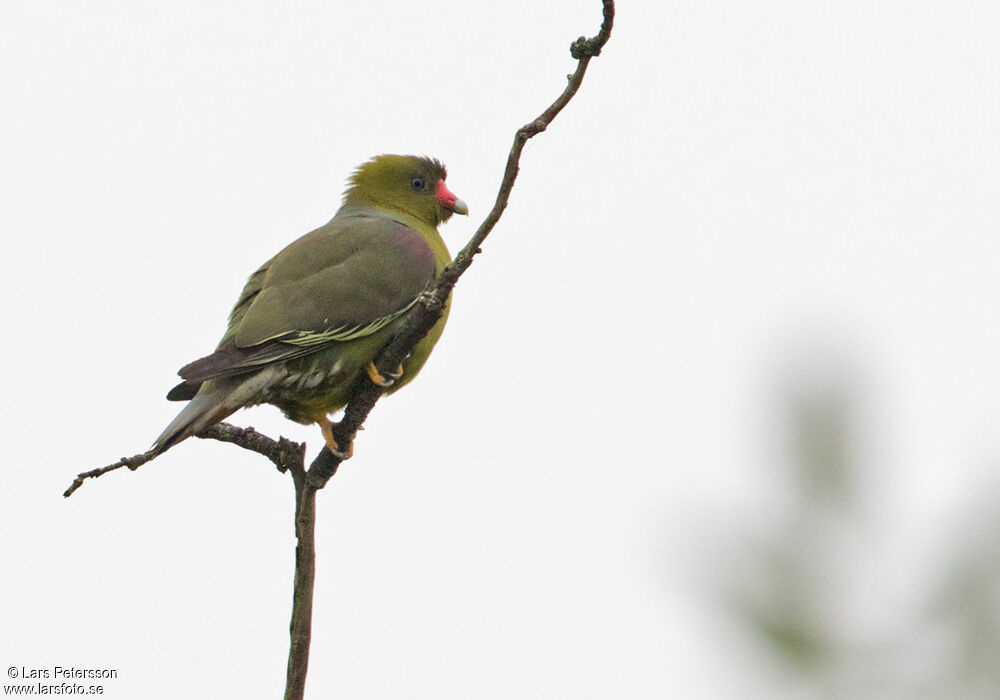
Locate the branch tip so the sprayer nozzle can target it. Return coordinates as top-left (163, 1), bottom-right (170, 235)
top-left (570, 0), bottom-right (615, 59)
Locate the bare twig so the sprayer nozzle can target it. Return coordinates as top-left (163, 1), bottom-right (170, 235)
top-left (197, 424), bottom-right (305, 473)
top-left (63, 423), bottom-right (303, 497)
top-left (284, 466), bottom-right (316, 700)
top-left (314, 0), bottom-right (616, 491)
top-left (63, 450), bottom-right (157, 498)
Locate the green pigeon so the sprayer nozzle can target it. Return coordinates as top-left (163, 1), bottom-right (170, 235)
top-left (152, 154), bottom-right (467, 457)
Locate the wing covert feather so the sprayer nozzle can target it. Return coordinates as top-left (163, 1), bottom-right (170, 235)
top-left (234, 214), bottom-right (435, 347)
top-left (176, 212), bottom-right (437, 384)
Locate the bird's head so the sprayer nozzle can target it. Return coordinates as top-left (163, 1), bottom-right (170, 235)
top-left (343, 154), bottom-right (468, 227)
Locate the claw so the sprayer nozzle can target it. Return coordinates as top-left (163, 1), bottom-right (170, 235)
top-left (366, 361), bottom-right (403, 387)
top-left (318, 416), bottom-right (353, 459)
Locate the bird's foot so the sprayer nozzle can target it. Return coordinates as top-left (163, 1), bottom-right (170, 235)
top-left (319, 416), bottom-right (353, 460)
top-left (366, 361), bottom-right (403, 387)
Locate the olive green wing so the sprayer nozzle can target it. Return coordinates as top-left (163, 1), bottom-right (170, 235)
top-left (172, 212), bottom-right (436, 387)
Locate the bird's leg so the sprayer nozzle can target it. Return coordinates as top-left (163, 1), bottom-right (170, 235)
top-left (365, 361), bottom-right (404, 387)
top-left (318, 416), bottom-right (353, 459)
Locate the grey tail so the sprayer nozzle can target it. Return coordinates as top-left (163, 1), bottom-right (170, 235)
top-left (166, 380), bottom-right (202, 401)
top-left (151, 367), bottom-right (283, 456)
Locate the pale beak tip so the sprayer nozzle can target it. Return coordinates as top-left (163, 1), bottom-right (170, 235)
top-left (452, 198), bottom-right (469, 216)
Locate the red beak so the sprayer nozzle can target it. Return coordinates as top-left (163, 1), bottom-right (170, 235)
top-left (435, 179), bottom-right (468, 215)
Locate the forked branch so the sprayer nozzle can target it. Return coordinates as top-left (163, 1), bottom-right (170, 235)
top-left (66, 4), bottom-right (614, 700)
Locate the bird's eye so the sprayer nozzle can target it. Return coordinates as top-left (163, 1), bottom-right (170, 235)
top-left (410, 177), bottom-right (426, 191)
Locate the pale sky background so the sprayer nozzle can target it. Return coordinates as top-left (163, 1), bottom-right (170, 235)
top-left (3, 1), bottom-right (1000, 698)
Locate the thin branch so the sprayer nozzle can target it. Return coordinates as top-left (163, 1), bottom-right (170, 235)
top-left (197, 424), bottom-right (305, 474)
top-left (63, 450), bottom-right (157, 498)
top-left (313, 0), bottom-right (616, 490)
top-left (284, 469), bottom-right (316, 700)
top-left (63, 423), bottom-right (303, 497)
